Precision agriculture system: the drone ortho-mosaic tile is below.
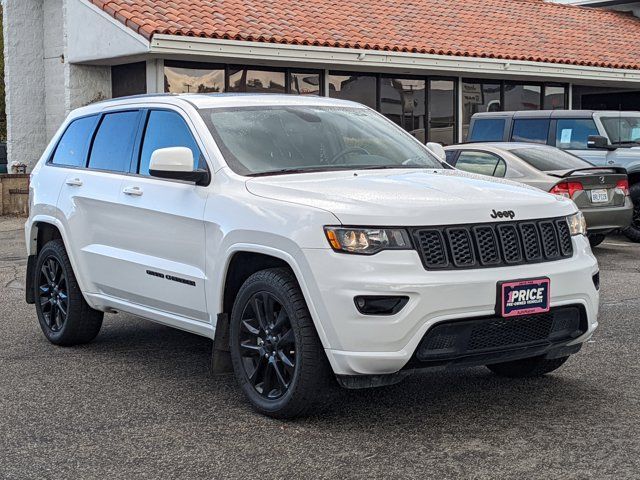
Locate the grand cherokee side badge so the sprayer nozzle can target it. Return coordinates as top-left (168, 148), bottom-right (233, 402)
top-left (490, 209), bottom-right (515, 219)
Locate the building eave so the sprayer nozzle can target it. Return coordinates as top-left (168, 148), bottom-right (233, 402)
top-left (149, 34), bottom-right (640, 86)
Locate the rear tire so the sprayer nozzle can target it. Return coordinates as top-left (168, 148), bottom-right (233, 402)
top-left (588, 234), bottom-right (606, 248)
top-left (623, 183), bottom-right (640, 243)
top-left (229, 268), bottom-right (335, 418)
top-left (34, 239), bottom-right (103, 346)
top-left (486, 355), bottom-right (569, 378)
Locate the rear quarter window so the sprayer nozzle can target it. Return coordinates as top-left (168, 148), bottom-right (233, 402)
top-left (469, 119), bottom-right (505, 142)
top-left (50, 115), bottom-right (99, 167)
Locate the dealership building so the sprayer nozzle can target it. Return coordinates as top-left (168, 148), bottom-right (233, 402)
top-left (5, 0), bottom-right (640, 168)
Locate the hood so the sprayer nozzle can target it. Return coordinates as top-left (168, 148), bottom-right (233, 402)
top-left (246, 169), bottom-right (576, 226)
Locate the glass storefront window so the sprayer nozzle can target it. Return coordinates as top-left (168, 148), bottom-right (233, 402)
top-left (228, 68), bottom-right (286, 93)
top-left (379, 78), bottom-right (426, 142)
top-left (428, 79), bottom-right (456, 145)
top-left (328, 74), bottom-right (377, 109)
top-left (544, 85), bottom-right (567, 110)
top-left (164, 64), bottom-right (224, 93)
top-left (289, 72), bottom-right (321, 95)
top-left (462, 81), bottom-right (501, 140)
top-left (504, 84), bottom-right (541, 111)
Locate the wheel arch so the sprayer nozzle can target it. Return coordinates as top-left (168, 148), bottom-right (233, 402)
top-left (216, 244), bottom-right (331, 351)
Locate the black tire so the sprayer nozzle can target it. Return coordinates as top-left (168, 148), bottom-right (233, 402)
top-left (229, 268), bottom-right (335, 418)
top-left (34, 239), bottom-right (103, 346)
top-left (486, 355), bottom-right (569, 378)
top-left (588, 233), bottom-right (606, 248)
top-left (623, 182), bottom-right (640, 243)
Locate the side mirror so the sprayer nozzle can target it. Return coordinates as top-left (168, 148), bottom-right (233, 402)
top-left (149, 147), bottom-right (210, 186)
top-left (587, 135), bottom-right (616, 150)
top-left (427, 142), bottom-right (447, 162)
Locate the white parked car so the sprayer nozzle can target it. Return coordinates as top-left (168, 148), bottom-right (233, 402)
top-left (25, 94), bottom-right (599, 417)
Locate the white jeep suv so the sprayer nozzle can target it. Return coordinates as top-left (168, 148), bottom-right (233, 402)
top-left (25, 94), bottom-right (599, 417)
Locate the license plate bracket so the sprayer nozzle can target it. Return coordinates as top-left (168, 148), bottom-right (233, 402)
top-left (497, 278), bottom-right (550, 318)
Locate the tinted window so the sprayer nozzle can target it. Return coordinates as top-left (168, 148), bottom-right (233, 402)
top-left (51, 116), bottom-right (98, 167)
top-left (511, 119), bottom-right (550, 144)
top-left (139, 111), bottom-right (203, 175)
top-left (510, 147), bottom-right (591, 172)
top-left (555, 119), bottom-right (599, 150)
top-left (228, 68), bottom-right (285, 93)
top-left (380, 78), bottom-right (426, 142)
top-left (429, 79), bottom-right (456, 145)
top-left (455, 151), bottom-right (502, 176)
top-left (88, 111), bottom-right (140, 172)
top-left (289, 72), bottom-right (321, 95)
top-left (504, 84), bottom-right (541, 110)
top-left (469, 119), bottom-right (505, 142)
top-left (462, 81), bottom-right (501, 141)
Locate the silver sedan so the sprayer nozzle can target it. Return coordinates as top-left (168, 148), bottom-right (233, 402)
top-left (443, 142), bottom-right (633, 247)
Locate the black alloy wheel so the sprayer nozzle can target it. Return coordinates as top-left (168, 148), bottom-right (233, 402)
top-left (238, 291), bottom-right (296, 399)
top-left (38, 256), bottom-right (69, 333)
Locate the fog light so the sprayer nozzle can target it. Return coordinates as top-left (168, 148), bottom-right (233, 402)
top-left (354, 296), bottom-right (409, 315)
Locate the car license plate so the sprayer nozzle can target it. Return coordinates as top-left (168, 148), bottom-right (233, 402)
top-left (590, 189), bottom-right (609, 203)
top-left (498, 278), bottom-right (550, 318)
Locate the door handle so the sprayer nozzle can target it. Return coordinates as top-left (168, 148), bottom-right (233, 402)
top-left (65, 178), bottom-right (83, 187)
top-left (123, 186), bottom-right (143, 197)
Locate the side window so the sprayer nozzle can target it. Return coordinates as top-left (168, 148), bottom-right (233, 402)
top-left (50, 116), bottom-right (98, 167)
top-left (444, 150), bottom-right (458, 165)
top-left (511, 119), bottom-right (550, 144)
top-left (555, 119), bottom-right (599, 150)
top-left (138, 110), bottom-right (203, 176)
top-left (455, 151), bottom-right (502, 177)
top-left (469, 119), bottom-right (505, 142)
top-left (88, 111), bottom-right (141, 172)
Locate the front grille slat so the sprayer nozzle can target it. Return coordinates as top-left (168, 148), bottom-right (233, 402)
top-left (413, 217), bottom-right (572, 270)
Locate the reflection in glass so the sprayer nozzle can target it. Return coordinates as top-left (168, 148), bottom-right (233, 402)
top-left (380, 78), bottom-right (426, 142)
top-left (328, 74), bottom-right (377, 109)
top-left (462, 82), bottom-right (501, 140)
top-left (290, 72), bottom-right (321, 95)
top-left (164, 66), bottom-right (224, 93)
top-left (544, 85), bottom-right (567, 110)
top-left (504, 84), bottom-right (541, 111)
top-left (429, 79), bottom-right (456, 145)
top-left (228, 68), bottom-right (285, 93)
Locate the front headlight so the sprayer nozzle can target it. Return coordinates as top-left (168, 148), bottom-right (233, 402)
top-left (324, 227), bottom-right (412, 255)
top-left (567, 211), bottom-right (587, 236)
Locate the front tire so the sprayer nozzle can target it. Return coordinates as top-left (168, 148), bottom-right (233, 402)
top-left (486, 355), bottom-right (569, 378)
top-left (588, 233), bottom-right (606, 248)
top-left (623, 183), bottom-right (640, 243)
top-left (229, 268), bottom-right (335, 418)
top-left (34, 239), bottom-right (103, 346)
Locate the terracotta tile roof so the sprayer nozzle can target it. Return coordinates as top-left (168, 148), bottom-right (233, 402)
top-left (91, 0), bottom-right (640, 69)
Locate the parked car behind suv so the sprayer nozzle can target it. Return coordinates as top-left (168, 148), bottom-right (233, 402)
top-left (25, 94), bottom-right (599, 417)
top-left (442, 142), bottom-right (633, 247)
top-left (468, 110), bottom-right (640, 242)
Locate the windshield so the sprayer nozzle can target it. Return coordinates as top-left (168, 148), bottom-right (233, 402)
top-left (601, 116), bottom-right (640, 146)
top-left (200, 106), bottom-right (444, 176)
top-left (510, 147), bottom-right (592, 172)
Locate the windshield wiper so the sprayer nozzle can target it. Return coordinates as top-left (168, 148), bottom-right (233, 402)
top-left (247, 165), bottom-right (369, 177)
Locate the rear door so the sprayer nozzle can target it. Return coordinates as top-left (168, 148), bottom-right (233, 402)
top-left (112, 108), bottom-right (209, 322)
top-left (57, 110), bottom-right (142, 296)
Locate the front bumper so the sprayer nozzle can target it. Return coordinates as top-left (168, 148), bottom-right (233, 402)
top-left (582, 197), bottom-right (634, 233)
top-left (302, 235), bottom-right (599, 376)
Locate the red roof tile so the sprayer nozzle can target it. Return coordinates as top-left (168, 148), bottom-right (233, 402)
top-left (92, 0), bottom-right (640, 69)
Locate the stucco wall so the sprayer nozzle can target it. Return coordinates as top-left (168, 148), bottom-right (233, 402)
top-left (3, 0), bottom-right (114, 170)
top-left (3, 0), bottom-right (47, 168)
